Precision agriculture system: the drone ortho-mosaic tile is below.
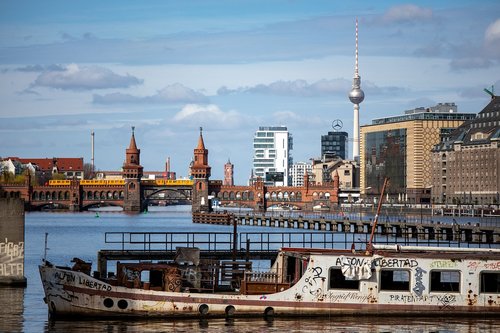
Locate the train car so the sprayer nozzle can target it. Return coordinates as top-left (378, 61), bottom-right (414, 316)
top-left (48, 180), bottom-right (71, 186)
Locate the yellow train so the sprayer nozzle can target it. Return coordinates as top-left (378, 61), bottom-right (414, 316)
top-left (80, 179), bottom-right (126, 186)
top-left (48, 178), bottom-right (193, 186)
top-left (153, 179), bottom-right (193, 186)
top-left (48, 180), bottom-right (71, 186)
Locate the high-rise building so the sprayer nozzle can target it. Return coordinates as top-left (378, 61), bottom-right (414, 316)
top-left (321, 131), bottom-right (348, 159)
top-left (252, 126), bottom-right (293, 186)
top-left (431, 96), bottom-right (500, 205)
top-left (360, 103), bottom-right (475, 202)
top-left (223, 158), bottom-right (234, 186)
top-left (290, 162), bottom-right (312, 187)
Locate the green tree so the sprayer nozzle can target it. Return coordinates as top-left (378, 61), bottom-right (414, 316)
top-left (52, 173), bottom-right (66, 180)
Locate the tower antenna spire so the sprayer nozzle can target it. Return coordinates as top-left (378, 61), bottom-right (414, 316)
top-left (348, 18), bottom-right (365, 162)
top-left (355, 18), bottom-right (359, 78)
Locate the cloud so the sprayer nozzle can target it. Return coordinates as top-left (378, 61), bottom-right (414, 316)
top-left (218, 79), bottom-right (351, 97)
top-left (4, 64), bottom-right (66, 73)
top-left (17, 88), bottom-right (41, 96)
top-left (378, 4), bottom-right (433, 25)
top-left (32, 64), bottom-right (143, 91)
top-left (450, 57), bottom-right (493, 71)
top-left (485, 19), bottom-right (500, 43)
top-left (172, 104), bottom-right (246, 129)
top-left (218, 78), bottom-right (405, 97)
top-left (93, 83), bottom-right (208, 104)
top-left (484, 19), bottom-right (500, 58)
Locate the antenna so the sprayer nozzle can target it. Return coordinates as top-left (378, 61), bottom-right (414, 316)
top-left (355, 18), bottom-right (359, 78)
top-left (484, 85), bottom-right (494, 98)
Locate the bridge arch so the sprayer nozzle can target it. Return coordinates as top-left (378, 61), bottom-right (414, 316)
top-left (2, 191), bottom-right (21, 198)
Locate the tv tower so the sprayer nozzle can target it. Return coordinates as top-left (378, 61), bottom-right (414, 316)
top-left (348, 18), bottom-right (364, 162)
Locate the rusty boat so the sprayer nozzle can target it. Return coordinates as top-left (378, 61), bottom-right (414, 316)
top-left (39, 244), bottom-right (500, 319)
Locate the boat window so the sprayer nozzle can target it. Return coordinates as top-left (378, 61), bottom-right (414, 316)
top-left (329, 268), bottom-right (360, 290)
top-left (480, 272), bottom-right (500, 293)
top-left (380, 269), bottom-right (410, 291)
top-left (430, 270), bottom-right (460, 292)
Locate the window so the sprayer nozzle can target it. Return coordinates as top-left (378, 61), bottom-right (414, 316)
top-left (480, 272), bottom-right (500, 293)
top-left (329, 268), bottom-right (360, 290)
top-left (380, 269), bottom-right (410, 291)
top-left (430, 271), bottom-right (460, 292)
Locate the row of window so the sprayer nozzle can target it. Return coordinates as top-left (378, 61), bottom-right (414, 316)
top-left (329, 268), bottom-right (499, 293)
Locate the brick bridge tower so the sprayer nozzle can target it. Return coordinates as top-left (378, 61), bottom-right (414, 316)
top-left (122, 126), bottom-right (144, 212)
top-left (191, 127), bottom-right (211, 213)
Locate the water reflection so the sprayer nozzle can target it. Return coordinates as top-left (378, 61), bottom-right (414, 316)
top-left (41, 316), bottom-right (500, 333)
top-left (0, 287), bottom-right (24, 333)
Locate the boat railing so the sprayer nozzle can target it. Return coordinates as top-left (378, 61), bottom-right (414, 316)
top-left (103, 230), bottom-right (498, 254)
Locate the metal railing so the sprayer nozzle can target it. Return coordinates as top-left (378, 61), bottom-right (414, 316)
top-left (104, 231), bottom-right (498, 253)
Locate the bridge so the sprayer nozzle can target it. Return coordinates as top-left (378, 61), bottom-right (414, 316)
top-left (0, 178), bottom-right (193, 212)
top-left (0, 128), bottom-right (341, 212)
top-left (212, 176), bottom-right (339, 212)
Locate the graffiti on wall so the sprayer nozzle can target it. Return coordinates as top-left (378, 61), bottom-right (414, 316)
top-left (0, 238), bottom-right (24, 276)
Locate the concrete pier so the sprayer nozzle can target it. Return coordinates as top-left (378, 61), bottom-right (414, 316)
top-left (0, 198), bottom-right (27, 286)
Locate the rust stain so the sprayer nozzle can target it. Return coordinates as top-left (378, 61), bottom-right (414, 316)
top-left (367, 287), bottom-right (378, 303)
top-left (466, 292), bottom-right (478, 306)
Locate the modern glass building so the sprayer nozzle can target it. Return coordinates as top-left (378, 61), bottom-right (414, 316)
top-left (252, 126), bottom-right (293, 186)
top-left (321, 131), bottom-right (348, 159)
top-left (360, 103), bottom-right (475, 202)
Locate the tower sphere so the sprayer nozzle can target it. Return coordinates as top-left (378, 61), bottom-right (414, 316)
top-left (349, 87), bottom-right (365, 104)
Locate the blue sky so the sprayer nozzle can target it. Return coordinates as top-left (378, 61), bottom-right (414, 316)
top-left (1, 0), bottom-right (499, 184)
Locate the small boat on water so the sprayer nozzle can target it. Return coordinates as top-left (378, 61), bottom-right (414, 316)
top-left (39, 178), bottom-right (500, 318)
top-left (39, 244), bottom-right (500, 318)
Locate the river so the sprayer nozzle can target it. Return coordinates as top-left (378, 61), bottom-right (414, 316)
top-left (0, 206), bottom-right (498, 332)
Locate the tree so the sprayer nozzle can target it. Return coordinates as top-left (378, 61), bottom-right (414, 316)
top-left (83, 163), bottom-right (95, 179)
top-left (52, 173), bottom-right (66, 180)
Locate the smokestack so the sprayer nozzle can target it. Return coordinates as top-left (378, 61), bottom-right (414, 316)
top-left (91, 130), bottom-right (95, 178)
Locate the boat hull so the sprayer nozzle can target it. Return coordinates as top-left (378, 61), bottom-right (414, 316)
top-left (40, 258), bottom-right (500, 319)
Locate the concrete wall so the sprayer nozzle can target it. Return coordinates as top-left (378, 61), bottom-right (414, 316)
top-left (0, 198), bottom-right (26, 286)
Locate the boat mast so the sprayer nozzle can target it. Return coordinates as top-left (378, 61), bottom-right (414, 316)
top-left (367, 177), bottom-right (389, 253)
top-left (43, 232), bottom-right (49, 262)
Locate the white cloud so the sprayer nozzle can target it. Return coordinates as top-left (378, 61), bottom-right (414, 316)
top-left (173, 104), bottom-right (247, 129)
top-left (218, 79), bottom-right (351, 97)
top-left (218, 78), bottom-right (405, 97)
top-left (93, 83), bottom-right (208, 104)
top-left (485, 19), bottom-right (500, 42)
top-left (379, 4), bottom-right (433, 25)
top-left (484, 18), bottom-right (500, 58)
top-left (33, 64), bottom-right (142, 91)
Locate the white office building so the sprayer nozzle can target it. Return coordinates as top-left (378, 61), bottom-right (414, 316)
top-left (290, 162), bottom-right (312, 187)
top-left (252, 126), bottom-right (293, 186)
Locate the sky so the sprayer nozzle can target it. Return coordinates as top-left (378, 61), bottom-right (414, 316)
top-left (1, 0), bottom-right (499, 184)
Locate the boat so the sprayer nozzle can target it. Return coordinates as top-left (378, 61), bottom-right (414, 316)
top-left (40, 244), bottom-right (500, 319)
top-left (39, 179), bottom-right (500, 318)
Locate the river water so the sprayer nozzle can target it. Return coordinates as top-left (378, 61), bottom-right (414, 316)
top-left (1, 206), bottom-right (499, 333)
